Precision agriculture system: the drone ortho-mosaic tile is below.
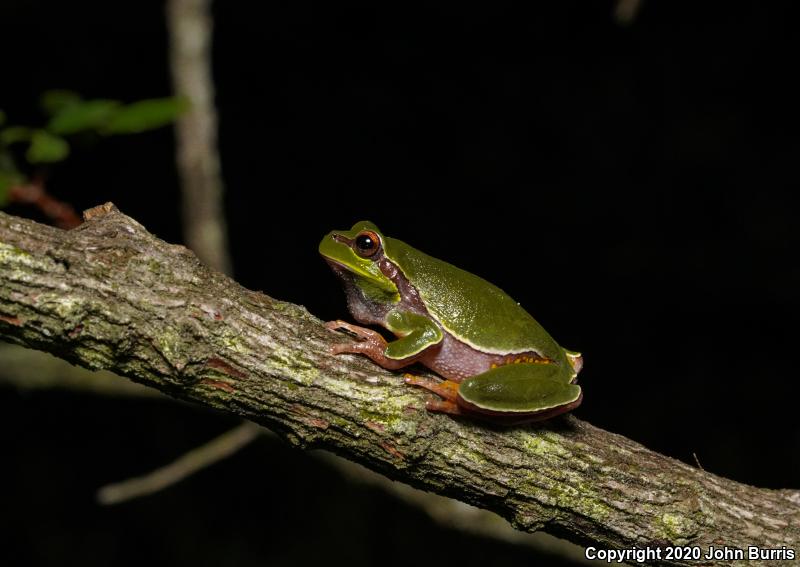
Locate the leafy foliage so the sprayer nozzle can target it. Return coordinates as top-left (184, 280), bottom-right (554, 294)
top-left (0, 90), bottom-right (188, 206)
top-left (105, 98), bottom-right (190, 134)
top-left (40, 90), bottom-right (83, 116)
top-left (27, 131), bottom-right (70, 164)
top-left (47, 99), bottom-right (121, 135)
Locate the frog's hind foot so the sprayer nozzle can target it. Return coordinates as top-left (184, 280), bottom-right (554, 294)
top-left (403, 374), bottom-right (463, 415)
top-left (423, 399), bottom-right (464, 416)
top-left (404, 374), bottom-right (460, 402)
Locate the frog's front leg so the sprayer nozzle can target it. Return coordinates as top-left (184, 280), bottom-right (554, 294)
top-left (326, 310), bottom-right (443, 370)
top-left (325, 320), bottom-right (412, 370)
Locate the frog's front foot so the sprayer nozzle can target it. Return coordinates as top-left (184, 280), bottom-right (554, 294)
top-left (325, 320), bottom-right (387, 355)
top-left (324, 320), bottom-right (412, 371)
top-left (325, 320), bottom-right (383, 341)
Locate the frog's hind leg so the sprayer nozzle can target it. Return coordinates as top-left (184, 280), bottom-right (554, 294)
top-left (458, 363), bottom-right (582, 421)
top-left (404, 375), bottom-right (464, 416)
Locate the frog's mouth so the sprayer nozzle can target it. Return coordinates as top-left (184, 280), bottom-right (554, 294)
top-left (322, 255), bottom-right (355, 278)
top-left (319, 232), bottom-right (399, 300)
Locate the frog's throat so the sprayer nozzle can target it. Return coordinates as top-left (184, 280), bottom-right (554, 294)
top-left (323, 257), bottom-right (401, 306)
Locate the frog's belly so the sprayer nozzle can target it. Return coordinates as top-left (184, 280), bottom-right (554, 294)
top-left (419, 332), bottom-right (547, 382)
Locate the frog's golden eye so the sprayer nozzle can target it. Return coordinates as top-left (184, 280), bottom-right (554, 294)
top-left (354, 230), bottom-right (381, 258)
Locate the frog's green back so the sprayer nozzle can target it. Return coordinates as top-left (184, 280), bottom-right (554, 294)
top-left (383, 236), bottom-right (562, 357)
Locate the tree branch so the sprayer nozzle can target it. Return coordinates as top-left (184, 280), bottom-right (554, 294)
top-left (167, 0), bottom-right (230, 275)
top-left (0, 205), bottom-right (797, 565)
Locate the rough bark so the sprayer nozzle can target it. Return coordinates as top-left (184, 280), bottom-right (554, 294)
top-left (0, 205), bottom-right (797, 566)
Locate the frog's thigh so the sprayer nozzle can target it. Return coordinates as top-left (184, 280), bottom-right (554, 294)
top-left (384, 310), bottom-right (443, 360)
top-left (458, 363), bottom-right (581, 413)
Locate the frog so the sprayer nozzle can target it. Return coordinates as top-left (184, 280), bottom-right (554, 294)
top-left (320, 221), bottom-right (583, 424)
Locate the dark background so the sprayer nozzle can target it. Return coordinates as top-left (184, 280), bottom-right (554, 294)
top-left (1, 1), bottom-right (798, 566)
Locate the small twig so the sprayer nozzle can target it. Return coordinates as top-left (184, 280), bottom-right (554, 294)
top-left (167, 0), bottom-right (231, 274)
top-left (693, 451), bottom-right (705, 471)
top-left (97, 421), bottom-right (262, 505)
top-left (9, 179), bottom-right (82, 229)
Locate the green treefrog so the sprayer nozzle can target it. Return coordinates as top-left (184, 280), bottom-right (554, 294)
top-left (320, 221), bottom-right (583, 424)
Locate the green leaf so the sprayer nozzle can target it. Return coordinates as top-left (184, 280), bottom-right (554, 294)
top-left (0, 110), bottom-right (6, 127)
top-left (0, 170), bottom-right (25, 206)
top-left (103, 96), bottom-right (189, 134)
top-left (47, 99), bottom-right (121, 135)
top-left (40, 89), bottom-right (82, 116)
top-left (26, 130), bottom-right (70, 163)
top-left (0, 126), bottom-right (33, 145)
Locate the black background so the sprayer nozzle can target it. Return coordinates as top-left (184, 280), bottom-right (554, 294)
top-left (1, 1), bottom-right (798, 566)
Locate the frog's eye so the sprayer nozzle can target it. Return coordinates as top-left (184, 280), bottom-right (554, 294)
top-left (354, 231), bottom-right (381, 258)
